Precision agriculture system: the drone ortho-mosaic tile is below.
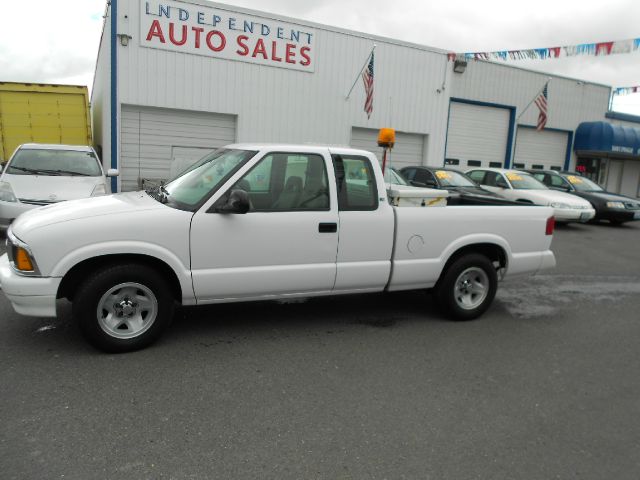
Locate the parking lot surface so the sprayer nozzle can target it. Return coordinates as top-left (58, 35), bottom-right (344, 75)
top-left (1, 222), bottom-right (640, 479)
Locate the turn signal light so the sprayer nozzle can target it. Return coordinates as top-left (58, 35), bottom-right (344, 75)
top-left (15, 247), bottom-right (34, 271)
top-left (545, 216), bottom-right (555, 236)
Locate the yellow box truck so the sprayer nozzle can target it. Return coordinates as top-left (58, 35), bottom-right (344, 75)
top-left (0, 82), bottom-right (92, 165)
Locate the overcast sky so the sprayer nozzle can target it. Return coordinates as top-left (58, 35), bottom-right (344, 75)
top-left (1, 0), bottom-right (638, 114)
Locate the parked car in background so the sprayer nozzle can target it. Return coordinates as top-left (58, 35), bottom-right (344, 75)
top-left (0, 144), bottom-right (118, 230)
top-left (525, 169), bottom-right (640, 225)
top-left (400, 166), bottom-right (519, 205)
top-left (466, 168), bottom-right (595, 223)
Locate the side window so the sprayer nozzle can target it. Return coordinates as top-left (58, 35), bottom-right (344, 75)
top-left (402, 168), bottom-right (415, 181)
top-left (467, 170), bottom-right (486, 184)
top-left (550, 174), bottom-right (567, 188)
top-left (414, 169), bottom-right (429, 184)
top-left (532, 173), bottom-right (547, 184)
top-left (495, 174), bottom-right (509, 188)
top-left (332, 155), bottom-right (378, 211)
top-left (233, 153), bottom-right (329, 211)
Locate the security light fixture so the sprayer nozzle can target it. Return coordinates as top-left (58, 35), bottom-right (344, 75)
top-left (453, 59), bottom-right (467, 74)
top-left (117, 34), bottom-right (132, 47)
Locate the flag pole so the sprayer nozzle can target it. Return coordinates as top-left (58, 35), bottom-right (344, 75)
top-left (346, 44), bottom-right (376, 99)
top-left (509, 78), bottom-right (551, 167)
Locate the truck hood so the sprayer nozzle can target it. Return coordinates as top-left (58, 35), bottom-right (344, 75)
top-left (11, 191), bottom-right (167, 235)
top-left (3, 173), bottom-right (105, 201)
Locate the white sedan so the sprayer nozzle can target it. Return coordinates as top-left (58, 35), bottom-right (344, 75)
top-left (0, 144), bottom-right (118, 229)
top-left (466, 168), bottom-right (595, 223)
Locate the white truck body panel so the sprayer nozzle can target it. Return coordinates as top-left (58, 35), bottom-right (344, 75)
top-left (1, 144), bottom-right (555, 319)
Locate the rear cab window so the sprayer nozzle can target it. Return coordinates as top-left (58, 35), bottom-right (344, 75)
top-left (331, 154), bottom-right (378, 211)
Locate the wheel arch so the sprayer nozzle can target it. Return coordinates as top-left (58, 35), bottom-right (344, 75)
top-left (438, 242), bottom-right (508, 285)
top-left (57, 254), bottom-right (183, 302)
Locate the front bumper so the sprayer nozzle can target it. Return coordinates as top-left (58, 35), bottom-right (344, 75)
top-left (0, 253), bottom-right (60, 317)
top-left (598, 208), bottom-right (640, 223)
top-left (553, 207), bottom-right (596, 223)
top-left (0, 200), bottom-right (38, 229)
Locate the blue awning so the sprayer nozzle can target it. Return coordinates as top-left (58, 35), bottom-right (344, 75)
top-left (574, 121), bottom-right (640, 156)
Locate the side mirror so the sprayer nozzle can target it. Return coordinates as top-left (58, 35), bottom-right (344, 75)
top-left (107, 169), bottom-right (120, 177)
top-left (212, 189), bottom-right (250, 214)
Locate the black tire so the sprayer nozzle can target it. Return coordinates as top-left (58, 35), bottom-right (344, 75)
top-left (73, 263), bottom-right (175, 353)
top-left (435, 253), bottom-right (498, 321)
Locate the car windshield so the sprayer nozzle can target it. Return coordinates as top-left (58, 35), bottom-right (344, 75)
top-left (434, 170), bottom-right (476, 187)
top-left (562, 174), bottom-right (604, 192)
top-left (160, 148), bottom-right (257, 208)
top-left (505, 172), bottom-right (548, 190)
top-left (385, 168), bottom-right (409, 185)
top-left (7, 148), bottom-right (102, 176)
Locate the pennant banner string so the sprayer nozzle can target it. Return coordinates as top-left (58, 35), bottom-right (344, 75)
top-left (449, 37), bottom-right (640, 61)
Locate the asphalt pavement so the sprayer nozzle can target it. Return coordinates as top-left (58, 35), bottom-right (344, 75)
top-left (1, 222), bottom-right (640, 479)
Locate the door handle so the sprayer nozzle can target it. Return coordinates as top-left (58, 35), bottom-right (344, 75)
top-left (318, 222), bottom-right (337, 233)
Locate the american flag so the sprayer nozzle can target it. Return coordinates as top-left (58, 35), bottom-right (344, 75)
top-left (362, 51), bottom-right (374, 119)
top-left (535, 83), bottom-right (548, 130)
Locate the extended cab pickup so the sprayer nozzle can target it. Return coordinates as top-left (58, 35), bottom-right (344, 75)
top-left (0, 145), bottom-right (556, 352)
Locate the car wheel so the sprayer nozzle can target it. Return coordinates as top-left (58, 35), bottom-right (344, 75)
top-left (73, 264), bottom-right (175, 352)
top-left (435, 253), bottom-right (498, 321)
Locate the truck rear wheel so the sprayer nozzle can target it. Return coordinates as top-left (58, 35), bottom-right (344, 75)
top-left (73, 264), bottom-right (175, 352)
top-left (435, 253), bottom-right (497, 321)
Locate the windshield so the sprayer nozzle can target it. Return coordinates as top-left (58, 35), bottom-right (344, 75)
top-left (434, 170), bottom-right (476, 187)
top-left (505, 172), bottom-right (548, 190)
top-left (385, 168), bottom-right (409, 185)
top-left (563, 174), bottom-right (604, 192)
top-left (161, 148), bottom-right (257, 208)
top-left (7, 148), bottom-right (102, 176)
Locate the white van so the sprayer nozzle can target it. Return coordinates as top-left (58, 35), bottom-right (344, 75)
top-left (0, 144), bottom-right (118, 229)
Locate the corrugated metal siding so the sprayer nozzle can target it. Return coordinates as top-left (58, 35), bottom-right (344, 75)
top-left (113, 0), bottom-right (450, 167)
top-left (120, 105), bottom-right (236, 191)
top-left (446, 102), bottom-right (510, 167)
top-left (513, 128), bottom-right (568, 170)
top-left (350, 127), bottom-right (426, 169)
top-left (449, 60), bottom-right (610, 130)
top-left (90, 7), bottom-right (112, 176)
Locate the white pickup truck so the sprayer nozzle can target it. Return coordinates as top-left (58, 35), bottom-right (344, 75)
top-left (1, 145), bottom-right (556, 352)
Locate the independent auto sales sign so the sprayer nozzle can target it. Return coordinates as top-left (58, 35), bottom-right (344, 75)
top-left (141, 0), bottom-right (316, 72)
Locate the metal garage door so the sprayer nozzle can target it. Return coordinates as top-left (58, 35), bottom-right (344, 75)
top-left (120, 105), bottom-right (236, 191)
top-left (446, 102), bottom-right (510, 168)
top-left (513, 127), bottom-right (568, 170)
top-left (350, 127), bottom-right (426, 170)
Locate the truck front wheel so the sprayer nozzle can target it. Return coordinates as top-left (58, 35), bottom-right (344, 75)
top-left (435, 253), bottom-right (497, 321)
top-left (73, 264), bottom-right (175, 352)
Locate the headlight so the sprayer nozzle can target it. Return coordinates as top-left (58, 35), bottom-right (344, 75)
top-left (550, 202), bottom-right (570, 208)
top-left (0, 181), bottom-right (17, 202)
top-left (6, 228), bottom-right (40, 275)
top-left (606, 201), bottom-right (625, 209)
top-left (91, 184), bottom-right (107, 196)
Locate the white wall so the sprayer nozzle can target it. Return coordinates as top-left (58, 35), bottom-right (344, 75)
top-left (90, 4), bottom-right (113, 188)
top-left (111, 0), bottom-right (451, 166)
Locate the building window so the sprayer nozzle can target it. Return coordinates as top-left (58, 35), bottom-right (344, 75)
top-left (531, 164), bottom-right (544, 170)
top-left (513, 163), bottom-right (525, 169)
top-left (445, 158), bottom-right (460, 165)
top-left (489, 162), bottom-right (502, 168)
top-left (550, 166), bottom-right (561, 171)
top-left (467, 160), bottom-right (482, 167)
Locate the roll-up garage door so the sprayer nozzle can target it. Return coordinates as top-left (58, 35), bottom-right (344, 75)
top-left (512, 127), bottom-right (569, 171)
top-left (350, 127), bottom-right (426, 169)
top-left (120, 105), bottom-right (236, 191)
top-left (446, 102), bottom-right (510, 168)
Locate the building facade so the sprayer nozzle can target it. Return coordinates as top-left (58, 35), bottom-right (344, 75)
top-left (92, 0), bottom-right (635, 196)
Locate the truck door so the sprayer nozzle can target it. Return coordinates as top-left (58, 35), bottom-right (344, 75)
top-left (190, 151), bottom-right (339, 301)
top-left (331, 153), bottom-right (395, 293)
